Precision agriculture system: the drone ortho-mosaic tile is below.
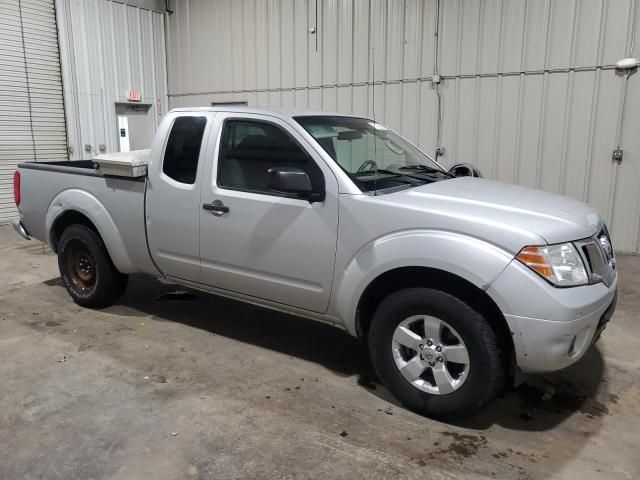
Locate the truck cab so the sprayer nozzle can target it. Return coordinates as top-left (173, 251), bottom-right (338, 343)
top-left (145, 109), bottom-right (341, 314)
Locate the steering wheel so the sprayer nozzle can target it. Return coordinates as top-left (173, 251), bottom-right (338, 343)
top-left (448, 162), bottom-right (483, 178)
top-left (357, 160), bottom-right (378, 173)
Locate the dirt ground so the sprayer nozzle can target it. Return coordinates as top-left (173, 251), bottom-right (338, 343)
top-left (1, 224), bottom-right (639, 479)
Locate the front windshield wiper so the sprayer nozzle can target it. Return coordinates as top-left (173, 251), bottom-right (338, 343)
top-left (354, 169), bottom-right (401, 177)
top-left (399, 164), bottom-right (453, 177)
top-left (354, 169), bottom-right (434, 189)
top-left (353, 169), bottom-right (431, 187)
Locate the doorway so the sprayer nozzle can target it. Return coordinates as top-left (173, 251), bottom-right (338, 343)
top-left (115, 103), bottom-right (154, 152)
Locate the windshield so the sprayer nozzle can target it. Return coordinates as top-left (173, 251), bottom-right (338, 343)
top-left (295, 115), bottom-right (449, 193)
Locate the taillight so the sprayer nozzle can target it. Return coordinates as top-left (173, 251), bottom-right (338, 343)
top-left (13, 170), bottom-right (20, 207)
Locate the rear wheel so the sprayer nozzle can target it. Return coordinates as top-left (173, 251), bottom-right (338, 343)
top-left (58, 224), bottom-right (128, 308)
top-left (368, 287), bottom-right (505, 420)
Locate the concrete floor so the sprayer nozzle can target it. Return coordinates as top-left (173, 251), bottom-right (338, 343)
top-left (0, 225), bottom-right (639, 480)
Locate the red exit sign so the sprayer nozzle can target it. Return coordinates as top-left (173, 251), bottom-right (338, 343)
top-left (127, 89), bottom-right (141, 101)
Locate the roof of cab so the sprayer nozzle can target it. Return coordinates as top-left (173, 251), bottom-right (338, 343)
top-left (168, 106), bottom-right (369, 120)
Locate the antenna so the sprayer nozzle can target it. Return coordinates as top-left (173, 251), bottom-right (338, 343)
top-left (372, 47), bottom-right (378, 196)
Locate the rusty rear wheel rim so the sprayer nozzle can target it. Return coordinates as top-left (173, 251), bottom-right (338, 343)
top-left (65, 239), bottom-right (96, 291)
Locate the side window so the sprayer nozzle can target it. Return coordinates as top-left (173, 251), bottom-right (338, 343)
top-left (218, 119), bottom-right (323, 195)
top-left (163, 116), bottom-right (207, 184)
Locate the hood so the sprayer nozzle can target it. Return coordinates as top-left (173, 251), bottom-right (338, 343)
top-left (387, 177), bottom-right (601, 246)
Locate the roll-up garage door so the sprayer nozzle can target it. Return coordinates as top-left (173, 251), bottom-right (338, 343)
top-left (0, 0), bottom-right (67, 223)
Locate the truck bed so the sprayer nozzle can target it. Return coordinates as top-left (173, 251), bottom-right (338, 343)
top-left (17, 160), bottom-right (157, 275)
top-left (19, 160), bottom-right (145, 179)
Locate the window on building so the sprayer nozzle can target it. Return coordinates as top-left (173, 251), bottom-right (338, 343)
top-left (217, 119), bottom-right (323, 195)
top-left (211, 101), bottom-right (248, 107)
top-left (162, 116), bottom-right (207, 184)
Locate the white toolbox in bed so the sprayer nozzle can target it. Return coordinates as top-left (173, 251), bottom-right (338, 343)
top-left (93, 149), bottom-right (150, 178)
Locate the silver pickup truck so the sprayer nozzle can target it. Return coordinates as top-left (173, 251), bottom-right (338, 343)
top-left (13, 107), bottom-right (617, 419)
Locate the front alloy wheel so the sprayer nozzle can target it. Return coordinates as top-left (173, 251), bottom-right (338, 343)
top-left (368, 287), bottom-right (506, 420)
top-left (392, 315), bottom-right (470, 395)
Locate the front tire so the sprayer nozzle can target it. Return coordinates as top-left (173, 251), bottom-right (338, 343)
top-left (57, 224), bottom-right (128, 308)
top-left (368, 288), bottom-right (505, 420)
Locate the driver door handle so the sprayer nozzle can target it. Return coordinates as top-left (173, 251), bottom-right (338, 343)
top-left (203, 200), bottom-right (229, 216)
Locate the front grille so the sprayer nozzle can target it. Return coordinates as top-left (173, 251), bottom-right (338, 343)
top-left (576, 225), bottom-right (616, 286)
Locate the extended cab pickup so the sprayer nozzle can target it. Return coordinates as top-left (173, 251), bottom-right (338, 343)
top-left (13, 107), bottom-right (617, 419)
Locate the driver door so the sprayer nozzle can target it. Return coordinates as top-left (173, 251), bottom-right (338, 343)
top-left (198, 113), bottom-right (339, 313)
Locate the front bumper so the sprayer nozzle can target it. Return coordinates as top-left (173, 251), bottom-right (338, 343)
top-left (504, 292), bottom-right (615, 372)
top-left (487, 259), bottom-right (617, 373)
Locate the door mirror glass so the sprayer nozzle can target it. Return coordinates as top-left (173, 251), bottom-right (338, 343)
top-left (448, 162), bottom-right (483, 178)
top-left (267, 166), bottom-right (319, 200)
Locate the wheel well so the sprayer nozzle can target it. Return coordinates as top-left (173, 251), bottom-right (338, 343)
top-left (355, 267), bottom-right (514, 365)
top-left (50, 211), bottom-right (100, 252)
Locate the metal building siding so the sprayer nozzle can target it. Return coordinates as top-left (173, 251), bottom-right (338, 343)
top-left (0, 0), bottom-right (67, 224)
top-left (0, 0), bottom-right (29, 223)
top-left (55, 0), bottom-right (168, 160)
top-left (167, 0), bottom-right (640, 252)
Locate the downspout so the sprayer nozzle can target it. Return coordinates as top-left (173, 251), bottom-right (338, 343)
top-left (613, 1), bottom-right (637, 161)
top-left (163, 0), bottom-right (172, 114)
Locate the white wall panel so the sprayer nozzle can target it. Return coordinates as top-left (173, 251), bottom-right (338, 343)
top-left (167, 0), bottom-right (640, 252)
top-left (56, 0), bottom-right (167, 160)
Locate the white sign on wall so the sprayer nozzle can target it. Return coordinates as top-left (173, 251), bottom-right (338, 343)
top-left (118, 115), bottom-right (130, 152)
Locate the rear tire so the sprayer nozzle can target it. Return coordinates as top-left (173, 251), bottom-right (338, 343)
top-left (57, 224), bottom-right (128, 308)
top-left (368, 287), bottom-right (505, 420)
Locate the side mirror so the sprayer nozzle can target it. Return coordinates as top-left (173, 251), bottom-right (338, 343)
top-left (267, 167), bottom-right (323, 202)
top-left (448, 162), bottom-right (483, 178)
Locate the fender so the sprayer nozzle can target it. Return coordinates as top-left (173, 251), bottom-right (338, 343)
top-left (45, 188), bottom-right (136, 273)
top-left (333, 230), bottom-right (516, 336)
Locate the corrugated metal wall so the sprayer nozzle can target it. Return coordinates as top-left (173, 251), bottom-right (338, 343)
top-left (55, 0), bottom-right (168, 159)
top-left (166, 0), bottom-right (640, 253)
top-left (0, 0), bottom-right (67, 224)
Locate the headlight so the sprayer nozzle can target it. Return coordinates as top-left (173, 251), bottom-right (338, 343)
top-left (516, 243), bottom-right (589, 287)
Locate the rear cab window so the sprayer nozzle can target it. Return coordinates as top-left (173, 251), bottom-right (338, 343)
top-left (163, 116), bottom-right (207, 184)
